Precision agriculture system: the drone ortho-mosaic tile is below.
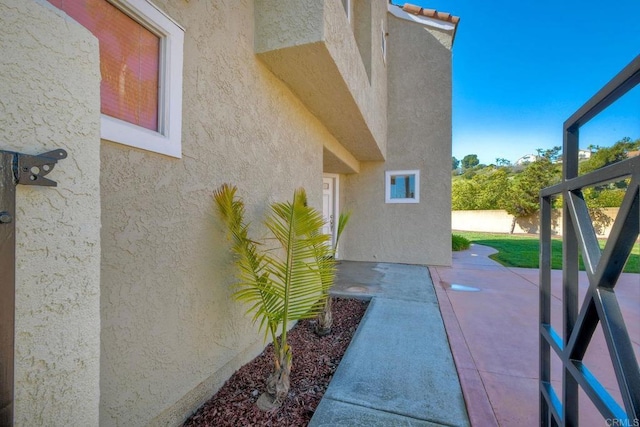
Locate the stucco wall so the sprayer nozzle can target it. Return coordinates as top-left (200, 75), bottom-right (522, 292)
top-left (323, 0), bottom-right (388, 158)
top-left (342, 12), bottom-right (453, 266)
top-left (254, 0), bottom-right (324, 53)
top-left (0, 0), bottom-right (102, 425)
top-left (98, 1), bottom-right (346, 425)
top-left (255, 0), bottom-right (387, 164)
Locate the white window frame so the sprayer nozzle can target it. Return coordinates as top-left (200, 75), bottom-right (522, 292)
top-left (385, 170), bottom-right (420, 204)
top-left (100, 0), bottom-right (184, 158)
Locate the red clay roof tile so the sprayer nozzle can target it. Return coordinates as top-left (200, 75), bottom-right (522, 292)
top-left (401, 4), bottom-right (460, 25)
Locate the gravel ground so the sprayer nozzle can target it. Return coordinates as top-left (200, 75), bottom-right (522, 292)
top-left (183, 298), bottom-right (369, 427)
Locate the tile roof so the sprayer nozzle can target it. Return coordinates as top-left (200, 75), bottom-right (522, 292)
top-left (401, 4), bottom-right (460, 25)
top-left (400, 3), bottom-right (460, 43)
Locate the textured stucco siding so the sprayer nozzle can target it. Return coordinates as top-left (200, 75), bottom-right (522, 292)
top-left (254, 0), bottom-right (324, 53)
top-left (322, 0), bottom-right (388, 158)
top-left (255, 0), bottom-right (388, 165)
top-left (0, 0), bottom-right (102, 425)
top-left (342, 13), bottom-right (453, 266)
top-left (2, 0), bottom-right (452, 424)
top-left (98, 1), bottom-right (343, 425)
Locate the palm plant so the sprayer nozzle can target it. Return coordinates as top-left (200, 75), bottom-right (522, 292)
top-left (314, 210), bottom-right (351, 336)
top-left (213, 184), bottom-right (335, 409)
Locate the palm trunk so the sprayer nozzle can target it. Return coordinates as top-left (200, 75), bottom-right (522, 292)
top-left (315, 296), bottom-right (333, 336)
top-left (257, 344), bottom-right (292, 410)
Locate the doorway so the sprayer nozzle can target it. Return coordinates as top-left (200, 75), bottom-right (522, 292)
top-left (322, 174), bottom-right (339, 256)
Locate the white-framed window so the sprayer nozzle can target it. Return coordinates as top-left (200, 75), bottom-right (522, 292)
top-left (385, 170), bottom-right (420, 203)
top-left (48, 0), bottom-right (184, 158)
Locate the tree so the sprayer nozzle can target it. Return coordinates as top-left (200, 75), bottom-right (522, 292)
top-left (452, 156), bottom-right (460, 170)
top-left (315, 210), bottom-right (350, 336)
top-left (214, 184), bottom-right (335, 410)
top-left (461, 154), bottom-right (479, 170)
top-left (495, 158), bottom-right (511, 167)
top-left (574, 137), bottom-right (640, 211)
top-left (473, 168), bottom-right (510, 210)
top-left (504, 157), bottom-right (561, 232)
top-left (452, 167), bottom-right (510, 210)
top-left (579, 137), bottom-right (639, 175)
top-left (452, 179), bottom-right (479, 210)
top-left (536, 146), bottom-right (562, 162)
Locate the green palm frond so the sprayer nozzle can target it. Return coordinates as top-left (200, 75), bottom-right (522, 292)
top-left (335, 210), bottom-right (351, 252)
top-left (214, 184), bottom-right (279, 342)
top-left (264, 188), bottom-right (331, 331)
top-left (214, 184), bottom-right (335, 347)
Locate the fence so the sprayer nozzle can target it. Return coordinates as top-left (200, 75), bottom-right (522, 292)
top-left (452, 208), bottom-right (619, 237)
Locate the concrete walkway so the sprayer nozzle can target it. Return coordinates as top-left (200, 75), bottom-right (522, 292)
top-left (309, 246), bottom-right (639, 426)
top-left (309, 262), bottom-right (470, 427)
top-left (430, 244), bottom-right (640, 426)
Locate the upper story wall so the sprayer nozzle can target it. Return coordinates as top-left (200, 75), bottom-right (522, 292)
top-left (255, 0), bottom-right (388, 165)
top-left (341, 4), bottom-right (454, 266)
top-left (386, 10), bottom-right (453, 266)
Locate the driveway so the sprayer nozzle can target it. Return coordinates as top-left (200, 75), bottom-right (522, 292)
top-left (430, 244), bottom-right (640, 426)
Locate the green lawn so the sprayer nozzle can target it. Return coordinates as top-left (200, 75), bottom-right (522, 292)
top-left (454, 231), bottom-right (639, 273)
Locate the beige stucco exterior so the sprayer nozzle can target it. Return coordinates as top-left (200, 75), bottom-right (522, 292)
top-left (2, 0), bottom-right (456, 425)
top-left (0, 0), bottom-right (102, 425)
top-left (97, 1), bottom-right (346, 424)
top-left (341, 10), bottom-right (453, 266)
top-left (255, 0), bottom-right (388, 166)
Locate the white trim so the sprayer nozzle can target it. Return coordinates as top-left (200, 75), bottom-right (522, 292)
top-left (387, 3), bottom-right (456, 32)
top-left (381, 20), bottom-right (387, 64)
top-left (324, 173), bottom-right (340, 224)
top-left (100, 0), bottom-right (184, 158)
top-left (385, 170), bottom-right (420, 204)
top-left (323, 173), bottom-right (341, 257)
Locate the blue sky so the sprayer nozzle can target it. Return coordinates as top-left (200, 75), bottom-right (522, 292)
top-left (405, 0), bottom-right (640, 165)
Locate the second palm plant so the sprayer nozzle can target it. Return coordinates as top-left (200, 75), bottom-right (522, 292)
top-left (214, 184), bottom-right (335, 409)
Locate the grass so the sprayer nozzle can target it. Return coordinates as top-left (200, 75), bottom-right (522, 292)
top-left (454, 231), bottom-right (639, 273)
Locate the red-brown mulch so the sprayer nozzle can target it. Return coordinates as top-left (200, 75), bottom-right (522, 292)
top-left (183, 298), bottom-right (369, 427)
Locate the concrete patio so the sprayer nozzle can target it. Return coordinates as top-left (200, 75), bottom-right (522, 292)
top-left (432, 244), bottom-right (639, 426)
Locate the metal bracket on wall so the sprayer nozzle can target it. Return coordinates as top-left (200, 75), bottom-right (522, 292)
top-left (0, 149), bottom-right (67, 427)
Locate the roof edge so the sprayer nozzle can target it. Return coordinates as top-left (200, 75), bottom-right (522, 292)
top-left (402, 4), bottom-right (460, 25)
top-left (388, 3), bottom-right (460, 46)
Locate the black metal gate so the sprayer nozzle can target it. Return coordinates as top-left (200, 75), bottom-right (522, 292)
top-left (539, 55), bottom-right (640, 426)
top-left (0, 149), bottom-right (66, 427)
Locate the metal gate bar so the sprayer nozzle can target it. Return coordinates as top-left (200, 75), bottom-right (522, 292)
top-left (0, 149), bottom-right (66, 427)
top-left (0, 151), bottom-right (16, 427)
top-left (539, 55), bottom-right (640, 426)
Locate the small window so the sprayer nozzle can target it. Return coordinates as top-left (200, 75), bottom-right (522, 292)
top-left (48, 0), bottom-right (184, 158)
top-left (385, 170), bottom-right (420, 204)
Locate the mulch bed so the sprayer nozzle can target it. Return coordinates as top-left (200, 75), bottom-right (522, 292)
top-left (183, 298), bottom-right (369, 427)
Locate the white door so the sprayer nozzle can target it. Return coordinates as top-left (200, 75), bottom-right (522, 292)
top-left (322, 177), bottom-right (335, 248)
